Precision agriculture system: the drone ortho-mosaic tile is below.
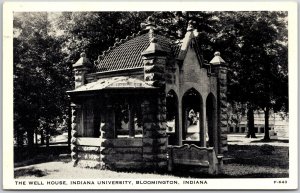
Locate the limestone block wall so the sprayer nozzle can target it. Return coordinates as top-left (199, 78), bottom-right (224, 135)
top-left (75, 138), bottom-right (101, 169)
top-left (101, 139), bottom-right (143, 170)
top-left (143, 56), bottom-right (166, 88)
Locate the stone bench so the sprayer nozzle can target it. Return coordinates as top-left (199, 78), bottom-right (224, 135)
top-left (167, 144), bottom-right (223, 175)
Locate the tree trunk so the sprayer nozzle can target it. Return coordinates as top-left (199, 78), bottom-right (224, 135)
top-left (246, 107), bottom-right (256, 138)
top-left (35, 130), bottom-right (38, 146)
top-left (264, 105), bottom-right (270, 140)
top-left (41, 128), bottom-right (45, 145)
top-left (17, 129), bottom-right (23, 148)
top-left (46, 126), bottom-right (50, 148)
top-left (263, 61), bottom-right (271, 141)
top-left (27, 128), bottom-right (35, 147)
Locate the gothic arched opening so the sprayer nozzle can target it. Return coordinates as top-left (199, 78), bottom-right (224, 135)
top-left (182, 88), bottom-right (204, 146)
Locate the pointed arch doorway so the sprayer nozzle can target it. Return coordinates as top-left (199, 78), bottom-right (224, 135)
top-left (181, 88), bottom-right (205, 147)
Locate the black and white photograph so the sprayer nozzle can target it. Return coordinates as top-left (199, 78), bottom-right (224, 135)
top-left (2, 1), bottom-right (298, 190)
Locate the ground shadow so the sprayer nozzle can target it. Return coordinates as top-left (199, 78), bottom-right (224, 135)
top-left (169, 170), bottom-right (288, 178)
top-left (250, 139), bottom-right (289, 143)
top-left (14, 167), bottom-right (49, 178)
top-left (227, 140), bottom-right (243, 143)
top-left (228, 145), bottom-right (289, 169)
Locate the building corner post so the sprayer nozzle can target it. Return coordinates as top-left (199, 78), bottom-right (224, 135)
top-left (209, 51), bottom-right (228, 155)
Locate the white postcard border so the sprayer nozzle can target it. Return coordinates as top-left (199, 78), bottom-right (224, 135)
top-left (2, 1), bottom-right (298, 190)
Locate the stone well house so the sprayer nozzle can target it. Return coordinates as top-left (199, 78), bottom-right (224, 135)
top-left (67, 17), bottom-right (228, 172)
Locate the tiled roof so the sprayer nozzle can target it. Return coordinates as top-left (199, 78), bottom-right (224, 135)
top-left (95, 31), bottom-right (175, 73)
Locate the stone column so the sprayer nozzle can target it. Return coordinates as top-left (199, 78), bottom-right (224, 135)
top-left (177, 99), bottom-right (183, 146)
top-left (201, 105), bottom-right (206, 147)
top-left (217, 66), bottom-right (228, 154)
top-left (141, 34), bottom-right (169, 171)
top-left (209, 51), bottom-right (228, 155)
top-left (99, 96), bottom-right (116, 169)
top-left (70, 52), bottom-right (92, 165)
top-left (128, 105), bottom-right (135, 138)
top-left (70, 103), bottom-right (81, 166)
top-left (101, 102), bottom-right (115, 139)
top-left (141, 97), bottom-right (168, 171)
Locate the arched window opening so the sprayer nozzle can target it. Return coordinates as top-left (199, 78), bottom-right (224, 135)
top-left (182, 88), bottom-right (204, 146)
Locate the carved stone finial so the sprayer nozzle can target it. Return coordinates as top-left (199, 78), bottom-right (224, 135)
top-left (147, 16), bottom-right (154, 23)
top-left (73, 51), bottom-right (92, 68)
top-left (209, 51), bottom-right (226, 65)
top-left (145, 16), bottom-right (156, 30)
top-left (187, 20), bottom-right (195, 31)
top-left (214, 51), bottom-right (221, 56)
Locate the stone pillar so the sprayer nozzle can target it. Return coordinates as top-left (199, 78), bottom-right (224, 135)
top-left (141, 35), bottom-right (168, 171)
top-left (177, 99), bottom-right (183, 146)
top-left (101, 102), bottom-right (115, 139)
top-left (128, 105), bottom-right (135, 138)
top-left (99, 100), bottom-right (116, 169)
top-left (70, 103), bottom-right (81, 166)
top-left (209, 51), bottom-right (228, 155)
top-left (141, 97), bottom-right (168, 171)
top-left (217, 66), bottom-right (228, 154)
top-left (201, 105), bottom-right (206, 147)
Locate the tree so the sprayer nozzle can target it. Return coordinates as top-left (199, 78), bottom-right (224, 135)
top-left (13, 12), bottom-right (72, 148)
top-left (52, 12), bottom-right (153, 63)
top-left (217, 12), bottom-right (288, 139)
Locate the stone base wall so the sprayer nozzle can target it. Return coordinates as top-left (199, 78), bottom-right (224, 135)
top-left (76, 145), bottom-right (101, 169)
top-left (71, 137), bottom-right (102, 168)
top-left (101, 138), bottom-right (144, 170)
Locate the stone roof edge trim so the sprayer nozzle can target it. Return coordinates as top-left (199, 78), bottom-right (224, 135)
top-left (176, 31), bottom-right (194, 61)
top-left (87, 67), bottom-right (144, 77)
top-left (67, 86), bottom-right (159, 95)
top-left (176, 37), bottom-right (207, 69)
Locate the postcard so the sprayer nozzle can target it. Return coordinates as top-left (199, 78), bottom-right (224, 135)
top-left (2, 1), bottom-right (298, 190)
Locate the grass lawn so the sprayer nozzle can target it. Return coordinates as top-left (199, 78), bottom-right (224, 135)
top-left (14, 144), bottom-right (289, 179)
